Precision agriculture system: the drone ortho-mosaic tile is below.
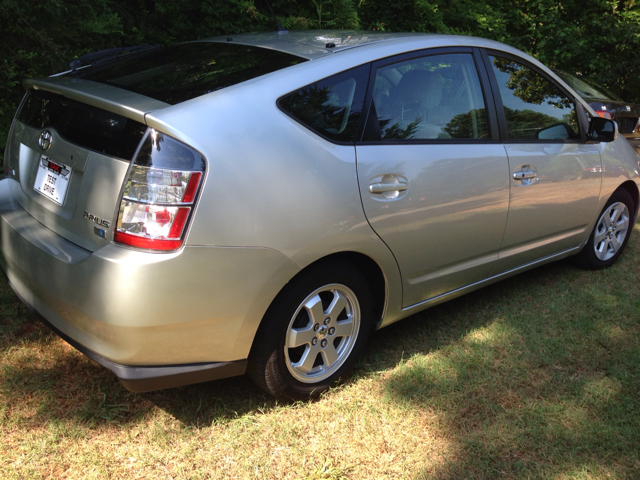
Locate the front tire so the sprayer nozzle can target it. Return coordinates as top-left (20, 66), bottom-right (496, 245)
top-left (573, 188), bottom-right (635, 269)
top-left (248, 261), bottom-right (372, 400)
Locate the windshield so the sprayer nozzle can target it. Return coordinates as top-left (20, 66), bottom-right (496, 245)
top-left (553, 69), bottom-right (623, 102)
top-left (75, 42), bottom-right (307, 105)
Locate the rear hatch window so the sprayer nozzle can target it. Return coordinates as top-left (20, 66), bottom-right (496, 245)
top-left (72, 42), bottom-right (307, 105)
top-left (17, 90), bottom-right (147, 160)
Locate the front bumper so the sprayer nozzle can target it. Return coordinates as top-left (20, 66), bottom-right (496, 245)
top-left (0, 179), bottom-right (300, 390)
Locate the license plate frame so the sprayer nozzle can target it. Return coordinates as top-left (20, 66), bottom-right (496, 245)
top-left (33, 155), bottom-right (72, 206)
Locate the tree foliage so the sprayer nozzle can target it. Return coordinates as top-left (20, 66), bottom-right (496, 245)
top-left (2, 0), bottom-right (640, 161)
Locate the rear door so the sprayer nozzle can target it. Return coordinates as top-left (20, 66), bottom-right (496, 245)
top-left (355, 48), bottom-right (510, 307)
top-left (481, 52), bottom-right (602, 271)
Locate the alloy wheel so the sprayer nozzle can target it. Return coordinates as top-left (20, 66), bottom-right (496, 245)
top-left (593, 201), bottom-right (630, 261)
top-left (284, 284), bottom-right (361, 384)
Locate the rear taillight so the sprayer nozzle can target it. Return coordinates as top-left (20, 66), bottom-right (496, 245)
top-left (595, 111), bottom-right (612, 120)
top-left (115, 130), bottom-right (205, 251)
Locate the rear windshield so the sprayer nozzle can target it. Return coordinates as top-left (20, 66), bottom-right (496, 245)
top-left (74, 42), bottom-right (307, 105)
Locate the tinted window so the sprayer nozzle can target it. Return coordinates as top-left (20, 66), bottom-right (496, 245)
top-left (490, 56), bottom-right (579, 140)
top-left (17, 90), bottom-right (147, 160)
top-left (368, 53), bottom-right (489, 141)
top-left (77, 43), bottom-right (306, 105)
top-left (279, 64), bottom-right (370, 143)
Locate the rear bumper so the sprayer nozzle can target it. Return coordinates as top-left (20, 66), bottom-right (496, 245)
top-left (11, 290), bottom-right (247, 392)
top-left (0, 178), bottom-right (300, 390)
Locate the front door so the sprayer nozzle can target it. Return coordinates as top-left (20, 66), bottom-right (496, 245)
top-left (483, 53), bottom-right (602, 271)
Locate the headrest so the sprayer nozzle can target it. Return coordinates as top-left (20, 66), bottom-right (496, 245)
top-left (397, 70), bottom-right (442, 110)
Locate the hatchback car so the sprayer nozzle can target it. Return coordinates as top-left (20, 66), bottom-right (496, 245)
top-left (1, 31), bottom-right (638, 400)
top-left (553, 69), bottom-right (640, 154)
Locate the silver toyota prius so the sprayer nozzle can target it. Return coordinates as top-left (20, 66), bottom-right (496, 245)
top-left (1, 31), bottom-right (638, 400)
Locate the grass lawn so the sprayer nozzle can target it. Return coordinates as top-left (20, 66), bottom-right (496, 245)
top-left (1, 226), bottom-right (639, 479)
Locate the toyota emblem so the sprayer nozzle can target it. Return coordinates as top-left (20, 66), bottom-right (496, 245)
top-left (38, 130), bottom-right (52, 151)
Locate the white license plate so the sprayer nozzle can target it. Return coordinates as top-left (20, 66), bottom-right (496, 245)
top-left (33, 155), bottom-right (72, 206)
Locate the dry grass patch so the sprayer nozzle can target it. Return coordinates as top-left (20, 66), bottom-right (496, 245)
top-left (2, 374), bottom-right (453, 478)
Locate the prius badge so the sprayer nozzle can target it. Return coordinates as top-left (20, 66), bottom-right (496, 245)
top-left (84, 211), bottom-right (111, 229)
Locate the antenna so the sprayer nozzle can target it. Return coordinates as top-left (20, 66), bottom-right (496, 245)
top-left (263, 0), bottom-right (288, 34)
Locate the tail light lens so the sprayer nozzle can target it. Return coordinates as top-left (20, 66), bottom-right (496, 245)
top-left (596, 111), bottom-right (612, 120)
top-left (115, 130), bottom-right (205, 251)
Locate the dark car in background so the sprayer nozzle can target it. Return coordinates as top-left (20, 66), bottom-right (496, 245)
top-left (554, 69), bottom-right (640, 153)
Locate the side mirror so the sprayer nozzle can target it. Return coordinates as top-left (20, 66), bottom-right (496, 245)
top-left (588, 117), bottom-right (618, 142)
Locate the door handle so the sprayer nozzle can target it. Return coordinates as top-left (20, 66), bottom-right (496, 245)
top-left (512, 165), bottom-right (538, 185)
top-left (513, 171), bottom-right (537, 180)
top-left (369, 182), bottom-right (408, 194)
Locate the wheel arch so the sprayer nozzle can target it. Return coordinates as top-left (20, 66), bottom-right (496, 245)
top-left (618, 180), bottom-right (640, 221)
top-left (573, 183), bottom-right (637, 269)
top-left (302, 251), bottom-right (388, 331)
top-left (246, 250), bottom-right (389, 399)
top-left (253, 250), bottom-right (389, 346)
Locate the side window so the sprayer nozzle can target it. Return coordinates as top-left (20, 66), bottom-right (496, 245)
top-left (278, 64), bottom-right (370, 143)
top-left (369, 53), bottom-right (489, 141)
top-left (489, 56), bottom-right (580, 140)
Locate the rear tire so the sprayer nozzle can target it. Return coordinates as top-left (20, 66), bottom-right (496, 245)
top-left (573, 188), bottom-right (635, 269)
top-left (248, 261), bottom-right (372, 400)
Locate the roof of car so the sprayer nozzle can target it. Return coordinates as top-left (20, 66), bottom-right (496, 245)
top-left (199, 30), bottom-right (427, 60)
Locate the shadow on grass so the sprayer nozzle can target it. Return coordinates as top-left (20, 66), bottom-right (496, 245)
top-left (371, 247), bottom-right (640, 477)
top-left (0, 319), bottom-right (279, 429)
top-left (1, 346), bottom-right (280, 429)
